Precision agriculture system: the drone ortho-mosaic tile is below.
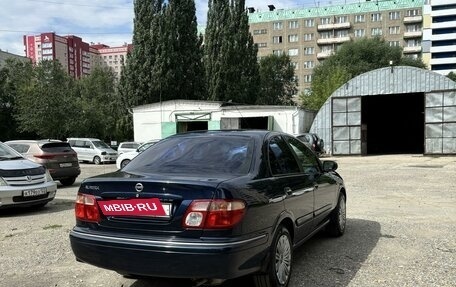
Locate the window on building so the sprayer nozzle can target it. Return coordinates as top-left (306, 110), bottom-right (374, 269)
top-left (335, 16), bottom-right (348, 23)
top-left (291, 62), bottom-right (299, 70)
top-left (336, 30), bottom-right (348, 37)
top-left (257, 43), bottom-right (267, 48)
top-left (371, 28), bottom-right (383, 36)
top-left (303, 60), bottom-right (314, 69)
top-left (304, 74), bottom-right (312, 83)
top-left (406, 9), bottom-right (421, 17)
top-left (42, 43), bottom-right (52, 48)
top-left (405, 39), bottom-right (421, 47)
top-left (354, 29), bottom-right (366, 38)
top-left (273, 22), bottom-right (283, 30)
top-left (303, 33), bottom-right (314, 41)
top-left (273, 36), bottom-right (283, 44)
top-left (273, 50), bottom-right (284, 56)
top-left (389, 11), bottom-right (401, 20)
top-left (354, 29), bottom-right (365, 38)
top-left (321, 45), bottom-right (333, 53)
top-left (288, 48), bottom-right (299, 56)
top-left (304, 19), bottom-right (315, 27)
top-left (320, 31), bottom-right (333, 39)
top-left (109, 55), bottom-right (112, 59)
top-left (389, 26), bottom-right (400, 35)
top-left (304, 47), bottom-right (315, 55)
top-left (389, 41), bottom-right (400, 47)
top-left (253, 29), bottom-right (268, 35)
top-left (320, 17), bottom-right (331, 24)
top-left (355, 14), bottom-right (365, 23)
top-left (371, 13), bottom-right (382, 22)
top-left (289, 20), bottom-right (299, 29)
top-left (288, 34), bottom-right (299, 43)
top-left (406, 24), bottom-right (422, 32)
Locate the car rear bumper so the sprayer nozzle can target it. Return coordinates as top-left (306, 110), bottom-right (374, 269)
top-left (70, 228), bottom-right (269, 279)
top-left (49, 166), bottom-right (80, 180)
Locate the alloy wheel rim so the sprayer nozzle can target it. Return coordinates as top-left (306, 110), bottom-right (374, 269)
top-left (339, 198), bottom-right (346, 229)
top-left (275, 234), bottom-right (291, 285)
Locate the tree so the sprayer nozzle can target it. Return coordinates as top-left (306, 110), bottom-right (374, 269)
top-left (14, 60), bottom-right (77, 139)
top-left (73, 66), bottom-right (120, 141)
top-left (119, 0), bottom-right (164, 108)
top-left (204, 0), bottom-right (260, 104)
top-left (300, 37), bottom-right (427, 110)
top-left (156, 0), bottom-right (205, 101)
top-left (447, 71), bottom-right (456, 82)
top-left (257, 54), bottom-right (297, 105)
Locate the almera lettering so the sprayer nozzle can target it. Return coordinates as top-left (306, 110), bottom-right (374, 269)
top-left (98, 198), bottom-right (166, 217)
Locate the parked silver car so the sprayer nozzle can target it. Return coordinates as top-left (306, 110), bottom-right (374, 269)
top-left (6, 140), bottom-right (80, 186)
top-left (0, 141), bottom-right (57, 209)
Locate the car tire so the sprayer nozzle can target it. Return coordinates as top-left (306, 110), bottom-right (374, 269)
top-left (60, 177), bottom-right (76, 186)
top-left (326, 193), bottom-right (346, 237)
top-left (120, 159), bottom-right (131, 169)
top-left (93, 156), bottom-right (101, 165)
top-left (253, 226), bottom-right (292, 287)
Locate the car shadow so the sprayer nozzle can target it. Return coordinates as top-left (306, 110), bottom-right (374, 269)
top-left (0, 198), bottom-right (75, 217)
top-left (126, 218), bottom-right (381, 287)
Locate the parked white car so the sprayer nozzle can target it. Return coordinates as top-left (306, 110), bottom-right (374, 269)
top-left (67, 138), bottom-right (118, 165)
top-left (116, 140), bottom-right (159, 169)
top-left (117, 141), bottom-right (141, 155)
top-left (0, 141), bottom-right (57, 209)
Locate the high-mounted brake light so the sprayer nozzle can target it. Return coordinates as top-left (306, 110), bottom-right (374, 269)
top-left (75, 193), bottom-right (101, 223)
top-left (183, 199), bottom-right (246, 229)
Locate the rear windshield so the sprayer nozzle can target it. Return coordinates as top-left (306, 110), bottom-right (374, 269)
top-left (40, 142), bottom-right (73, 152)
top-left (123, 136), bottom-right (254, 175)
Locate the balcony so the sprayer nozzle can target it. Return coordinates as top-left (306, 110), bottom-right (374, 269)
top-left (317, 51), bottom-right (333, 59)
top-left (403, 31), bottom-right (423, 38)
top-left (317, 36), bottom-right (351, 45)
top-left (317, 22), bottom-right (351, 31)
top-left (403, 46), bottom-right (422, 53)
top-left (403, 15), bottom-right (422, 23)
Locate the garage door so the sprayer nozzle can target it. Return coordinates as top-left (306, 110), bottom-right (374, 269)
top-left (332, 97), bottom-right (361, 155)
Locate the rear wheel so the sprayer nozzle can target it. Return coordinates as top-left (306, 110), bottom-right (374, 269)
top-left (93, 156), bottom-right (101, 165)
top-left (326, 193), bottom-right (346, 237)
top-left (60, 177), bottom-right (76, 186)
top-left (253, 226), bottom-right (292, 287)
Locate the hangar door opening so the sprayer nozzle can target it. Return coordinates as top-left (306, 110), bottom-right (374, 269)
top-left (361, 93), bottom-right (424, 154)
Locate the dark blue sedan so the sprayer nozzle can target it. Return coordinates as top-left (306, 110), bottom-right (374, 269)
top-left (69, 130), bottom-right (346, 287)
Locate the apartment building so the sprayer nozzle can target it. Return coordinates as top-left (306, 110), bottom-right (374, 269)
top-left (248, 0), bottom-right (424, 93)
top-left (422, 0), bottom-right (456, 75)
top-left (23, 32), bottom-right (131, 78)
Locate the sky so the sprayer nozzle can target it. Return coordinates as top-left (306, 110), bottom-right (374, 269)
top-left (0, 0), bottom-right (359, 56)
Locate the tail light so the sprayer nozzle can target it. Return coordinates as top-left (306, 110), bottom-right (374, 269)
top-left (183, 199), bottom-right (246, 229)
top-left (34, 154), bottom-right (55, 159)
top-left (75, 193), bottom-right (101, 223)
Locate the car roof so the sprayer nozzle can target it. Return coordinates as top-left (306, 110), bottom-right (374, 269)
top-left (167, 129), bottom-right (284, 141)
top-left (5, 139), bottom-right (62, 144)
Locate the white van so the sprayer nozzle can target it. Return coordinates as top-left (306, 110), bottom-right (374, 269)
top-left (67, 138), bottom-right (118, 165)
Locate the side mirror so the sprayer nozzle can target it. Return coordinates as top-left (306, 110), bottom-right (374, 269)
top-left (322, 160), bottom-right (338, 172)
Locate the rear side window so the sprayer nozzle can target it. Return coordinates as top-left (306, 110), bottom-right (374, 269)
top-left (7, 144), bottom-right (30, 153)
top-left (268, 136), bottom-right (300, 175)
top-left (285, 136), bottom-right (320, 174)
top-left (40, 142), bottom-right (73, 153)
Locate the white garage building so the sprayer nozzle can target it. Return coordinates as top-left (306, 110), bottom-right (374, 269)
top-left (132, 100), bottom-right (316, 142)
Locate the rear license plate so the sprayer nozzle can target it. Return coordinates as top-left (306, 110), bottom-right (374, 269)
top-left (23, 188), bottom-right (47, 197)
top-left (98, 198), bottom-right (171, 217)
top-left (59, 162), bottom-right (72, 167)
